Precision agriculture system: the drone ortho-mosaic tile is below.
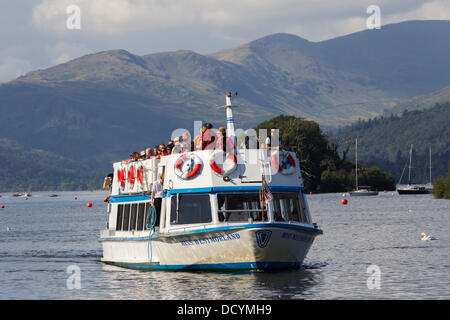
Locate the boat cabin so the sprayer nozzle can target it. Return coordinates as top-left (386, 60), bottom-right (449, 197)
top-left (105, 148), bottom-right (312, 237)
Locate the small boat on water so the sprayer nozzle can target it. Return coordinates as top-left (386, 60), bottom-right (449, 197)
top-left (99, 93), bottom-right (323, 271)
top-left (349, 186), bottom-right (379, 196)
top-left (349, 138), bottom-right (378, 197)
top-left (397, 144), bottom-right (430, 195)
top-left (49, 194), bottom-right (58, 197)
top-left (13, 192), bottom-right (32, 197)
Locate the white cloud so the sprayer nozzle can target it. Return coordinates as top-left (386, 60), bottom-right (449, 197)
top-left (29, 0), bottom-right (450, 42)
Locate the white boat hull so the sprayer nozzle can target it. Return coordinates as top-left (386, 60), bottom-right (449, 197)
top-left (100, 223), bottom-right (321, 270)
top-left (349, 190), bottom-right (379, 196)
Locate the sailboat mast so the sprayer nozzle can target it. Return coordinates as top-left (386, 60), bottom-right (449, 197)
top-left (408, 144), bottom-right (413, 185)
top-left (429, 146), bottom-right (432, 185)
top-left (355, 138), bottom-right (358, 190)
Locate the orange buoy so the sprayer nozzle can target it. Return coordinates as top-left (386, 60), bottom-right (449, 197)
top-left (1, 205), bottom-right (4, 208)
top-left (86, 202), bottom-right (93, 207)
top-left (341, 198), bottom-right (348, 205)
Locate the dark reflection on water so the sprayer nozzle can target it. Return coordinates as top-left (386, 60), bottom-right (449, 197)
top-left (0, 191), bottom-right (448, 299)
top-left (96, 263), bottom-right (324, 300)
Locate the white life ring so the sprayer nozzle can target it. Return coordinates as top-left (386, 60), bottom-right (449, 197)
top-left (270, 150), bottom-right (296, 175)
top-left (209, 150), bottom-right (238, 176)
top-left (174, 153), bottom-right (203, 180)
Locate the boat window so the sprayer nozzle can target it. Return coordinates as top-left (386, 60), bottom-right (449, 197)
top-left (272, 193), bottom-right (308, 223)
top-left (116, 204), bottom-right (124, 230)
top-left (122, 204), bottom-right (130, 230)
top-left (170, 194), bottom-right (212, 225)
top-left (129, 203), bottom-right (138, 230)
top-left (136, 202), bottom-right (147, 231)
top-left (217, 192), bottom-right (268, 222)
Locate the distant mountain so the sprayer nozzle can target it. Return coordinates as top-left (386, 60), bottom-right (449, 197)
top-left (386, 84), bottom-right (450, 115)
top-left (1, 20), bottom-right (450, 191)
top-left (331, 103), bottom-right (450, 184)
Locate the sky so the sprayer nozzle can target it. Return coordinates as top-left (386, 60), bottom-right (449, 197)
top-left (0, 0), bottom-right (449, 82)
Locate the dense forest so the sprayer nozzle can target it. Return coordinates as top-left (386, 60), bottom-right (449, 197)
top-left (255, 115), bottom-right (395, 192)
top-left (331, 102), bottom-right (450, 184)
top-left (0, 138), bottom-right (104, 192)
top-left (432, 162), bottom-right (450, 199)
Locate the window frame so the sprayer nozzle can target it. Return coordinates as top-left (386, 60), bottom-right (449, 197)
top-left (216, 191), bottom-right (268, 223)
top-left (271, 192), bottom-right (309, 223)
top-left (169, 193), bottom-right (213, 227)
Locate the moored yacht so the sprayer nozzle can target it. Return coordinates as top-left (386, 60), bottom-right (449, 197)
top-left (349, 138), bottom-right (378, 196)
top-left (397, 144), bottom-right (430, 195)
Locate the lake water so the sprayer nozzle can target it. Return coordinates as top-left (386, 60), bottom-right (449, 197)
top-left (0, 191), bottom-right (448, 300)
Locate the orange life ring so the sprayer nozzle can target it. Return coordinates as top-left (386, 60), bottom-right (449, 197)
top-left (174, 153), bottom-right (203, 179)
top-left (270, 151), bottom-right (296, 175)
top-left (209, 150), bottom-right (237, 176)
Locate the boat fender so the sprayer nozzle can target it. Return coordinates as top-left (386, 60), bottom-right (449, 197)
top-left (209, 150), bottom-right (238, 176)
top-left (174, 153), bottom-right (203, 180)
top-left (270, 150), bottom-right (296, 175)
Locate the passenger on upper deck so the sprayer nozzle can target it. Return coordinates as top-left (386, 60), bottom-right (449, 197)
top-left (201, 123), bottom-right (216, 150)
top-left (193, 127), bottom-right (203, 151)
top-left (215, 127), bottom-right (234, 153)
top-left (241, 129), bottom-right (259, 150)
top-left (130, 151), bottom-right (140, 162)
top-left (139, 150), bottom-right (146, 160)
top-left (265, 128), bottom-right (280, 150)
top-left (167, 140), bottom-right (175, 152)
top-left (145, 148), bottom-right (152, 159)
top-left (157, 144), bottom-right (169, 158)
top-left (172, 131), bottom-right (190, 154)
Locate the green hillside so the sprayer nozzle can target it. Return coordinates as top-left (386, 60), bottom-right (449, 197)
top-left (255, 115), bottom-right (395, 192)
top-left (332, 103), bottom-right (450, 184)
top-left (0, 139), bottom-right (103, 192)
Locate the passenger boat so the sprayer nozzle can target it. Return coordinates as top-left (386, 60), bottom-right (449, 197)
top-left (99, 93), bottom-right (323, 270)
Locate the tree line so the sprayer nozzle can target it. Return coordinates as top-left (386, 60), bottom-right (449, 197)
top-left (255, 115), bottom-right (395, 192)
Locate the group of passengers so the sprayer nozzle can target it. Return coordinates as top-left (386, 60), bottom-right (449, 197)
top-left (126, 123), bottom-right (238, 164)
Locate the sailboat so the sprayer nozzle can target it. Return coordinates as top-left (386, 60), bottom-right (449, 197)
top-left (349, 138), bottom-right (378, 196)
top-left (397, 144), bottom-right (430, 195)
top-left (426, 146), bottom-right (433, 192)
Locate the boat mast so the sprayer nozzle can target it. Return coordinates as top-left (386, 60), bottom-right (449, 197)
top-left (355, 138), bottom-right (358, 190)
top-left (408, 144), bottom-right (413, 185)
top-left (429, 146), bottom-right (432, 185)
top-left (222, 92), bottom-right (238, 148)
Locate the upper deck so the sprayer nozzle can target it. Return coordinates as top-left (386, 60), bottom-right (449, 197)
top-left (110, 148), bottom-right (305, 199)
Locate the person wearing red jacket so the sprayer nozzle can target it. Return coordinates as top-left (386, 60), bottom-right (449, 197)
top-left (215, 127), bottom-right (234, 153)
top-left (201, 123), bottom-right (216, 150)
